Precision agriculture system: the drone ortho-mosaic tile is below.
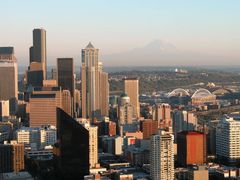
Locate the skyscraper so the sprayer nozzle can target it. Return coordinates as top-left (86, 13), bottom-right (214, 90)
top-left (62, 90), bottom-right (72, 116)
top-left (0, 141), bottom-right (24, 173)
top-left (57, 58), bottom-right (75, 116)
top-left (29, 87), bottom-right (62, 127)
top-left (177, 131), bottom-right (206, 166)
top-left (140, 119), bottom-right (158, 139)
top-left (32, 28), bottom-right (47, 80)
top-left (150, 130), bottom-right (174, 180)
top-left (123, 78), bottom-right (140, 118)
top-left (0, 47), bottom-right (18, 114)
top-left (216, 116), bottom-right (240, 164)
top-left (81, 42), bottom-right (109, 120)
top-left (118, 93), bottom-right (134, 125)
top-left (57, 58), bottom-right (74, 97)
top-left (54, 108), bottom-right (89, 179)
top-left (77, 119), bottom-right (98, 169)
top-left (99, 64), bottom-right (109, 117)
top-left (153, 103), bottom-right (172, 129)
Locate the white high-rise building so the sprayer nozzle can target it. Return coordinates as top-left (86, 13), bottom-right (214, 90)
top-left (216, 115), bottom-right (240, 163)
top-left (81, 43), bottom-right (109, 121)
top-left (150, 130), bottom-right (174, 180)
top-left (77, 119), bottom-right (98, 168)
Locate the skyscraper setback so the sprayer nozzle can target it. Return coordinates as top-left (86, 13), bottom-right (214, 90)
top-left (32, 28), bottom-right (47, 80)
top-left (27, 28), bottom-right (47, 87)
top-left (81, 42), bottom-right (109, 120)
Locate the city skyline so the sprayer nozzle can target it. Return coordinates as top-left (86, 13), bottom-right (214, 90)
top-left (1, 0), bottom-right (240, 66)
top-left (2, 1), bottom-right (240, 179)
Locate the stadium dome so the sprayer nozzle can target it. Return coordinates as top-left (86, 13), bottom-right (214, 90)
top-left (191, 88), bottom-right (216, 105)
top-left (168, 88), bottom-right (190, 97)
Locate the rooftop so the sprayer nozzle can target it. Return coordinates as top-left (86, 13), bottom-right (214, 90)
top-left (85, 42), bottom-right (95, 49)
top-left (0, 47), bottom-right (14, 55)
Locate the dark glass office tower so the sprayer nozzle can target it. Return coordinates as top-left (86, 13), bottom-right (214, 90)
top-left (57, 58), bottom-right (74, 97)
top-left (54, 108), bottom-right (89, 179)
top-left (33, 28), bottom-right (47, 80)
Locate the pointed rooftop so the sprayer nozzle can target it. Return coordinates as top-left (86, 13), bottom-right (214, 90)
top-left (85, 42), bottom-right (95, 49)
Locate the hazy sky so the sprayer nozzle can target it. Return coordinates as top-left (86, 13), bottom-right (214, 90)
top-left (1, 0), bottom-right (240, 66)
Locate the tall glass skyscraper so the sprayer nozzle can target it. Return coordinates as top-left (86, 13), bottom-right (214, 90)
top-left (81, 43), bottom-right (109, 121)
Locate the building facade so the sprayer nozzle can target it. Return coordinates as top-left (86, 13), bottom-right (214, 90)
top-left (177, 131), bottom-right (206, 166)
top-left (32, 28), bottom-right (47, 80)
top-left (0, 47), bottom-right (18, 114)
top-left (54, 108), bottom-right (89, 179)
top-left (81, 43), bottom-right (109, 121)
top-left (216, 116), bottom-right (240, 164)
top-left (123, 78), bottom-right (140, 118)
top-left (0, 141), bottom-right (24, 173)
top-left (150, 130), bottom-right (174, 180)
top-left (29, 87), bottom-right (62, 127)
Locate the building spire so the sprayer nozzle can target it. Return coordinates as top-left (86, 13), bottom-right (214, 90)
top-left (85, 42), bottom-right (94, 49)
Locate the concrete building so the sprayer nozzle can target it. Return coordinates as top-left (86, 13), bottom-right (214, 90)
top-left (188, 165), bottom-right (209, 180)
top-left (177, 131), bottom-right (206, 166)
top-left (74, 89), bottom-right (81, 117)
top-left (0, 47), bottom-right (18, 114)
top-left (16, 127), bottom-right (40, 149)
top-left (16, 126), bottom-right (56, 150)
top-left (29, 87), bottom-right (62, 127)
top-left (0, 141), bottom-right (24, 173)
top-left (216, 115), bottom-right (240, 164)
top-left (173, 110), bottom-right (197, 142)
top-left (150, 130), bottom-right (174, 180)
top-left (40, 125), bottom-right (57, 147)
top-left (118, 94), bottom-right (134, 126)
top-left (78, 119), bottom-right (99, 168)
top-left (0, 100), bottom-right (10, 120)
top-left (123, 78), bottom-right (140, 118)
top-left (140, 119), bottom-right (158, 139)
top-left (62, 90), bottom-right (72, 116)
top-left (81, 43), bottom-right (109, 120)
top-left (153, 103), bottom-right (172, 129)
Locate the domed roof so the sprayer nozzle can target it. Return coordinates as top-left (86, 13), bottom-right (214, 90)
top-left (191, 88), bottom-right (214, 98)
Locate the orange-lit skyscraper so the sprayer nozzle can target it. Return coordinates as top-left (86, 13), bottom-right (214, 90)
top-left (177, 131), bottom-right (206, 166)
top-left (123, 78), bottom-right (140, 118)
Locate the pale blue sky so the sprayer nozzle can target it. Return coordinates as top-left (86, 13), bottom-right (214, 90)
top-left (1, 0), bottom-right (240, 66)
